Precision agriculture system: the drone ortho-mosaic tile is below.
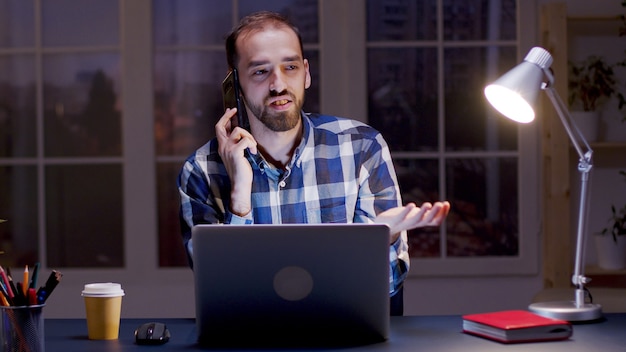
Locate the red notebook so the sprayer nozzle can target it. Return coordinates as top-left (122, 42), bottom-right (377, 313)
top-left (462, 310), bottom-right (573, 343)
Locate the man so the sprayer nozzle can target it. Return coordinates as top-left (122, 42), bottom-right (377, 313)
top-left (178, 11), bottom-right (450, 315)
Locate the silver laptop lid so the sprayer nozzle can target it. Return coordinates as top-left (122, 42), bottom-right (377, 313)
top-left (191, 223), bottom-right (390, 347)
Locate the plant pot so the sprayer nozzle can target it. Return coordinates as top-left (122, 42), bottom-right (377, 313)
top-left (594, 233), bottom-right (626, 270)
top-left (571, 111), bottom-right (600, 142)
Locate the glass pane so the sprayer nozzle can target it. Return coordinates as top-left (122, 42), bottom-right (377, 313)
top-left (157, 163), bottom-right (187, 267)
top-left (45, 164), bottom-right (123, 267)
top-left (367, 0), bottom-right (437, 41)
top-left (0, 55), bottom-right (37, 157)
top-left (0, 166), bottom-right (38, 266)
top-left (41, 0), bottom-right (119, 47)
top-left (444, 46), bottom-right (517, 151)
top-left (368, 47), bottom-right (438, 151)
top-left (446, 157), bottom-right (518, 257)
top-left (239, 0), bottom-right (319, 43)
top-left (153, 0), bottom-right (232, 46)
top-left (395, 159), bottom-right (441, 258)
top-left (443, 0), bottom-right (516, 41)
top-left (154, 51), bottom-right (224, 156)
top-left (0, 0), bottom-right (35, 47)
top-left (43, 53), bottom-right (121, 157)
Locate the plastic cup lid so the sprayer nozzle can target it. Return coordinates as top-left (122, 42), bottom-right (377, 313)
top-left (81, 282), bottom-right (125, 297)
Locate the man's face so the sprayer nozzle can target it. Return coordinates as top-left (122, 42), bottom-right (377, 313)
top-left (235, 26), bottom-right (311, 132)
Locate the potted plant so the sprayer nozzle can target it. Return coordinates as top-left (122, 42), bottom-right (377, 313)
top-left (619, 0), bottom-right (626, 122)
top-left (602, 203), bottom-right (626, 241)
top-left (567, 55), bottom-right (624, 141)
top-left (620, 0), bottom-right (626, 37)
top-left (601, 171), bottom-right (626, 241)
top-left (594, 171), bottom-right (626, 270)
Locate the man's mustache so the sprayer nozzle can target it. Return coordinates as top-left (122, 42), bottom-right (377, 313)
top-left (269, 89), bottom-right (289, 97)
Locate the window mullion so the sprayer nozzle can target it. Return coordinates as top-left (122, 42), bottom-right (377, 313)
top-left (319, 0), bottom-right (367, 121)
top-left (120, 0), bottom-right (157, 273)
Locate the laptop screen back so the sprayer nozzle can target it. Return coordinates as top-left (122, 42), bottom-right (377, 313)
top-left (191, 223), bottom-right (390, 347)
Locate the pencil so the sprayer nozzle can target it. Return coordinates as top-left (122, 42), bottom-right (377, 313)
top-left (0, 281), bottom-right (11, 306)
top-left (0, 267), bottom-right (14, 299)
top-left (5, 268), bottom-right (18, 300)
top-left (22, 265), bottom-right (28, 296)
top-left (0, 291), bottom-right (8, 306)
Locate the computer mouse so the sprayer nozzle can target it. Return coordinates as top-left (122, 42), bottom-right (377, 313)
top-left (134, 322), bottom-right (170, 345)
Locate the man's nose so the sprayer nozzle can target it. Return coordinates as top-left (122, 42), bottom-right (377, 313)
top-left (269, 70), bottom-right (287, 93)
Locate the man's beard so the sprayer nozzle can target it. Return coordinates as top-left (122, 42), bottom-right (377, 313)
top-left (247, 90), bottom-right (303, 132)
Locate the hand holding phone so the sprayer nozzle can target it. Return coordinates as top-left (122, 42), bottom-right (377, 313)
top-left (222, 69), bottom-right (249, 131)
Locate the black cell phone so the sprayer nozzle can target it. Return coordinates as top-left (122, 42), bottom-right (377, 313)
top-left (221, 68), bottom-right (249, 130)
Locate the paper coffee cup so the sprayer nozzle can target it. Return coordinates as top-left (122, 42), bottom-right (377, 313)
top-left (82, 283), bottom-right (125, 340)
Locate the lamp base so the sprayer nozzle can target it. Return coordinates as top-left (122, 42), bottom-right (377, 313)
top-left (528, 301), bottom-right (602, 322)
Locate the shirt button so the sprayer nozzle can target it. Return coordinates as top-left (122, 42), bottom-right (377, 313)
top-left (279, 181), bottom-right (286, 188)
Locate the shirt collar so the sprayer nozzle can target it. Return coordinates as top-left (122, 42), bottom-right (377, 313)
top-left (292, 111), bottom-right (313, 168)
top-left (246, 111), bottom-right (312, 172)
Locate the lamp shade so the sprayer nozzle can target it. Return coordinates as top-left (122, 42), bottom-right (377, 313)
top-left (484, 47), bottom-right (554, 123)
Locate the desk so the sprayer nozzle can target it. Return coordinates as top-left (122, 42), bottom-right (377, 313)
top-left (45, 314), bottom-right (626, 351)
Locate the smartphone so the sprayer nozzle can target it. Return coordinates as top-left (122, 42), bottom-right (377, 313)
top-left (221, 68), bottom-right (249, 130)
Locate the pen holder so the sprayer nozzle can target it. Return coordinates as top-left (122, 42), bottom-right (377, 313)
top-left (0, 305), bottom-right (45, 352)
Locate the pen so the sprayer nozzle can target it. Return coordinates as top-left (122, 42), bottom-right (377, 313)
top-left (29, 262), bottom-right (40, 290)
top-left (36, 289), bottom-right (46, 305)
top-left (38, 270), bottom-right (62, 303)
top-left (22, 265), bottom-right (28, 296)
top-left (15, 283), bottom-right (26, 306)
top-left (27, 288), bottom-right (37, 306)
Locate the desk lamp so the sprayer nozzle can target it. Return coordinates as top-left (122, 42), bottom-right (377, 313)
top-left (484, 46), bottom-right (602, 322)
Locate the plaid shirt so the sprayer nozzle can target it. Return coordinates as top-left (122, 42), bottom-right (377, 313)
top-left (178, 112), bottom-right (409, 295)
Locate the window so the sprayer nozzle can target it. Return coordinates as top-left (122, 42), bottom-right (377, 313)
top-left (366, 0), bottom-right (538, 275)
top-left (151, 0), bottom-right (537, 274)
top-left (0, 0), bottom-right (123, 268)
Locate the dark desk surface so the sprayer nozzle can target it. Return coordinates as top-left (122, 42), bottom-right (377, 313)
top-left (46, 314), bottom-right (626, 351)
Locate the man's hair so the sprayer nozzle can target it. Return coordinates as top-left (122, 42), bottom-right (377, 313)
top-left (225, 11), bottom-right (304, 70)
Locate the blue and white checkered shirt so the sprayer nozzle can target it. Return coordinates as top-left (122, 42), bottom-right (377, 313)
top-left (178, 112), bottom-right (409, 295)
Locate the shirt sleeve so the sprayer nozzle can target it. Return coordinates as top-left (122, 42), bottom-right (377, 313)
top-left (177, 157), bottom-right (212, 267)
top-left (354, 132), bottom-right (410, 296)
top-left (177, 141), bottom-right (256, 267)
top-left (389, 230), bottom-right (409, 294)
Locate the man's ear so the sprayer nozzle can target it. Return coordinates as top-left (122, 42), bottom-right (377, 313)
top-left (304, 59), bottom-right (311, 89)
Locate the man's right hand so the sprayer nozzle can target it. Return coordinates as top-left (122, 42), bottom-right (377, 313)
top-left (215, 108), bottom-right (258, 216)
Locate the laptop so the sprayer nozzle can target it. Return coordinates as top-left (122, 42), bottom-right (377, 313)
top-left (191, 223), bottom-right (391, 347)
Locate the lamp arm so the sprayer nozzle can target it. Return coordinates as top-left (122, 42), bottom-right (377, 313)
top-left (541, 72), bottom-right (594, 308)
top-left (540, 70), bottom-right (593, 165)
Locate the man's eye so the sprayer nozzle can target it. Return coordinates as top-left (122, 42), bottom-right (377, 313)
top-left (285, 65), bottom-right (297, 70)
top-left (253, 69), bottom-right (267, 75)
